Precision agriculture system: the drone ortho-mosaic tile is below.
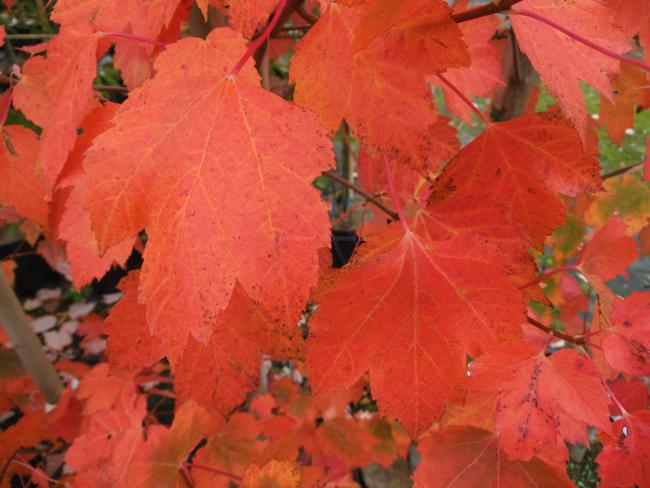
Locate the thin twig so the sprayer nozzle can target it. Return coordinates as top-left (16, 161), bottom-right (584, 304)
top-left (0, 76), bottom-right (128, 93)
top-left (34, 0), bottom-right (54, 34)
top-left (322, 171), bottom-right (399, 221)
top-left (451, 0), bottom-right (523, 23)
top-left (527, 315), bottom-right (586, 345)
top-left (601, 161), bottom-right (645, 179)
top-left (278, 24), bottom-right (311, 32)
top-left (5, 33), bottom-right (54, 41)
top-left (93, 84), bottom-right (129, 93)
top-left (518, 265), bottom-right (577, 290)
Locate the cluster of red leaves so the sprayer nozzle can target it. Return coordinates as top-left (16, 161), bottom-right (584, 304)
top-left (1, 0), bottom-right (650, 486)
top-left (2, 357), bottom-right (408, 486)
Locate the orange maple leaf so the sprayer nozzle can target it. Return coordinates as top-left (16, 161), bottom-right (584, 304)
top-left (414, 426), bottom-right (573, 487)
top-left (471, 345), bottom-right (612, 460)
top-left (290, 0), bottom-right (469, 173)
top-left (429, 112), bottom-right (600, 245)
top-left (13, 26), bottom-right (101, 194)
top-left (84, 28), bottom-right (334, 343)
top-left (510, 0), bottom-right (630, 139)
top-left (0, 126), bottom-right (48, 227)
top-left (306, 225), bottom-right (524, 438)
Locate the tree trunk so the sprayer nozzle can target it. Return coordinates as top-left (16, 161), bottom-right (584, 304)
top-left (0, 269), bottom-right (62, 404)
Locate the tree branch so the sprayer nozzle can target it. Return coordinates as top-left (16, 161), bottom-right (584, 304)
top-left (451, 0), bottom-right (523, 23)
top-left (0, 269), bottom-right (63, 403)
top-left (527, 315), bottom-right (586, 345)
top-left (601, 161), bottom-right (645, 179)
top-left (4, 33), bottom-right (54, 41)
top-left (93, 84), bottom-right (129, 93)
top-left (322, 171), bottom-right (399, 221)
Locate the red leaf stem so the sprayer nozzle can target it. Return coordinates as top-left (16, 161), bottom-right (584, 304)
top-left (436, 73), bottom-right (490, 125)
top-left (230, 0), bottom-right (288, 76)
top-left (518, 265), bottom-right (578, 290)
top-left (382, 153), bottom-right (410, 232)
top-left (509, 8), bottom-right (650, 74)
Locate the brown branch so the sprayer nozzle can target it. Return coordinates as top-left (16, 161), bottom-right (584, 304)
top-left (322, 170), bottom-right (399, 221)
top-left (451, 0), bottom-right (523, 23)
top-left (5, 33), bottom-right (54, 41)
top-left (527, 315), bottom-right (586, 345)
top-left (278, 24), bottom-right (312, 32)
top-left (601, 161), bottom-right (645, 179)
top-left (0, 75), bottom-right (127, 93)
top-left (93, 84), bottom-right (129, 93)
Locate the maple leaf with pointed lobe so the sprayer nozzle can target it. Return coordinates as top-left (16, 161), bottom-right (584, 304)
top-left (83, 28), bottom-right (333, 345)
top-left (306, 224), bottom-right (524, 438)
top-left (598, 410), bottom-right (650, 488)
top-left (290, 0), bottom-right (469, 173)
top-left (311, 417), bottom-right (383, 467)
top-left (226, 0), bottom-right (279, 38)
top-left (66, 376), bottom-right (148, 487)
top-left (411, 195), bottom-right (540, 297)
top-left (104, 272), bottom-right (164, 374)
top-left (0, 126), bottom-right (48, 227)
top-left (429, 112), bottom-right (600, 245)
top-left (413, 426), bottom-right (573, 488)
top-left (196, 0), bottom-right (279, 39)
top-left (607, 0), bottom-right (650, 63)
top-left (577, 214), bottom-right (639, 283)
top-left (591, 292), bottom-right (650, 376)
top-left (586, 174), bottom-right (650, 233)
top-left (414, 426), bottom-right (573, 487)
top-left (55, 103), bottom-right (135, 288)
top-left (355, 151), bottom-right (540, 296)
top-left (575, 215), bottom-right (639, 323)
top-left (130, 400), bottom-right (218, 487)
top-left (174, 282), bottom-right (302, 415)
top-left (192, 412), bottom-right (262, 487)
top-left (59, 181), bottom-right (134, 289)
top-left (470, 344), bottom-right (611, 460)
top-left (0, 411), bottom-right (46, 466)
top-left (13, 26), bottom-right (101, 194)
top-left (599, 63), bottom-right (650, 145)
top-left (56, 102), bottom-right (119, 189)
top-left (608, 378), bottom-right (649, 416)
top-left (510, 0), bottom-right (630, 139)
top-left (51, 0), bottom-right (185, 89)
